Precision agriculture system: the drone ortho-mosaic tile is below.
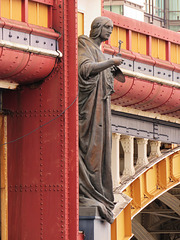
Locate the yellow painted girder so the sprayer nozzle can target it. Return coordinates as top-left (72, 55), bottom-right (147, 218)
top-left (111, 204), bottom-right (132, 240)
top-left (111, 26), bottom-right (126, 49)
top-left (109, 25), bottom-right (180, 62)
top-left (28, 1), bottom-right (48, 28)
top-left (152, 37), bottom-right (166, 60)
top-left (131, 32), bottom-right (146, 55)
top-left (1, 0), bottom-right (21, 21)
top-left (0, 116), bottom-right (8, 240)
top-left (112, 150), bottom-right (180, 240)
top-left (78, 12), bottom-right (84, 36)
top-left (1, 0), bottom-right (48, 27)
top-left (171, 43), bottom-right (180, 64)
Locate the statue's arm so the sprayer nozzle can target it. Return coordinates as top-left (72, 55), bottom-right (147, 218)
top-left (89, 57), bottom-right (123, 76)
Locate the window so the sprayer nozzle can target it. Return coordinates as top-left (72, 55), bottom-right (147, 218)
top-left (104, 5), bottom-right (124, 15)
top-left (169, 0), bottom-right (180, 21)
top-left (145, 0), bottom-right (164, 19)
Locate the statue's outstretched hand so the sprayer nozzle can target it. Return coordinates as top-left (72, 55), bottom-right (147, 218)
top-left (112, 57), bottom-right (124, 66)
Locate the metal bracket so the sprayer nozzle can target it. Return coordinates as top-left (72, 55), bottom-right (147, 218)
top-left (0, 28), bottom-right (62, 58)
top-left (173, 71), bottom-right (180, 83)
top-left (121, 58), bottom-right (134, 71)
top-left (134, 62), bottom-right (154, 76)
top-left (154, 66), bottom-right (172, 81)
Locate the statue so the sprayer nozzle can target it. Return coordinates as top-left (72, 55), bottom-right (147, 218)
top-left (78, 16), bottom-right (124, 224)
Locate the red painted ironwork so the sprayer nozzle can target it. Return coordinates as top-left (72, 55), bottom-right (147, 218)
top-left (0, 17), bottom-right (60, 84)
top-left (0, 17), bottom-right (59, 38)
top-left (101, 10), bottom-right (180, 118)
top-left (22, 0), bottom-right (28, 23)
top-left (52, 1), bottom-right (79, 240)
top-left (48, 6), bottom-right (52, 28)
top-left (102, 9), bottom-right (180, 45)
top-left (30, 0), bottom-right (53, 5)
top-left (3, 0), bottom-right (78, 240)
top-left (111, 77), bottom-right (180, 118)
top-left (0, 48), bottom-right (56, 84)
top-left (78, 232), bottom-right (84, 240)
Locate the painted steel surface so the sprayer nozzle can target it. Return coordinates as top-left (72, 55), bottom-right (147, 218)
top-left (1, 0), bottom-right (52, 27)
top-left (3, 0), bottom-right (78, 240)
top-left (102, 11), bottom-right (180, 118)
top-left (103, 40), bottom-right (180, 118)
top-left (111, 78), bottom-right (180, 117)
top-left (0, 47), bottom-right (56, 84)
top-left (0, 17), bottom-right (60, 84)
top-left (112, 148), bottom-right (180, 240)
top-left (0, 116), bottom-right (8, 240)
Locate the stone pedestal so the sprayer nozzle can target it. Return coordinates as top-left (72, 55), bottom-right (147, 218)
top-left (79, 207), bottom-right (111, 240)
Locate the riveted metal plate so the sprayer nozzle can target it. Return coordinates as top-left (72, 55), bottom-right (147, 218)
top-left (3, 28), bottom-right (29, 45)
top-left (103, 54), bottom-right (133, 71)
top-left (121, 58), bottom-right (133, 71)
top-left (112, 111), bottom-right (180, 144)
top-left (134, 62), bottom-right (153, 76)
top-left (154, 66), bottom-right (172, 81)
top-left (0, 28), bottom-right (2, 40)
top-left (30, 34), bottom-right (56, 51)
top-left (112, 113), bottom-right (154, 139)
top-left (104, 53), bottom-right (114, 60)
top-left (173, 71), bottom-right (180, 83)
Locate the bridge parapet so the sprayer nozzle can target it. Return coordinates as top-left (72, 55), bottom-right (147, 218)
top-left (111, 133), bottom-right (180, 239)
top-left (103, 9), bottom-right (180, 83)
top-left (112, 133), bottom-right (179, 189)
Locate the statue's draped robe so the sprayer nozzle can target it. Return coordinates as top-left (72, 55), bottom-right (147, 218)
top-left (78, 35), bottom-right (114, 223)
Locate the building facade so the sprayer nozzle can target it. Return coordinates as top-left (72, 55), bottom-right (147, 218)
top-left (104, 0), bottom-right (180, 30)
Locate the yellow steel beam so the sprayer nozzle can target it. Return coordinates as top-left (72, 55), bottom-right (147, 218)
top-left (28, 1), bottom-right (48, 27)
top-left (1, 0), bottom-right (21, 21)
top-left (111, 26), bottom-right (126, 49)
top-left (0, 116), bottom-right (8, 240)
top-left (112, 149), bottom-right (180, 240)
top-left (111, 203), bottom-right (132, 240)
top-left (132, 32), bottom-right (146, 55)
top-left (78, 12), bottom-right (84, 36)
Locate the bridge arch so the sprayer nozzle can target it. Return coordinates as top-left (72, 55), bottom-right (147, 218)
top-left (111, 145), bottom-right (180, 240)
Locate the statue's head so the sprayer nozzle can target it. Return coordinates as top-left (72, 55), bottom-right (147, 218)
top-left (90, 16), bottom-right (113, 41)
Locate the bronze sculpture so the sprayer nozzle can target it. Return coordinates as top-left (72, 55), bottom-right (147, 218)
top-left (78, 16), bottom-right (124, 224)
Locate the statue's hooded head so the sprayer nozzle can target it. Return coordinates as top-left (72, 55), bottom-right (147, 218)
top-left (90, 16), bottom-right (113, 39)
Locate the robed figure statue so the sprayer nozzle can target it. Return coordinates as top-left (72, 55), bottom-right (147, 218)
top-left (78, 16), bottom-right (124, 224)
